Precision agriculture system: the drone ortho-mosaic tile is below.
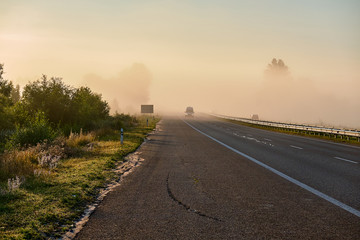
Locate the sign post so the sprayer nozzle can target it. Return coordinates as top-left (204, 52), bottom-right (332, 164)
top-left (141, 105), bottom-right (153, 128)
top-left (121, 128), bottom-right (123, 145)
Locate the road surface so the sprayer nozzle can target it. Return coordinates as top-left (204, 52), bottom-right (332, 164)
top-left (76, 116), bottom-right (360, 239)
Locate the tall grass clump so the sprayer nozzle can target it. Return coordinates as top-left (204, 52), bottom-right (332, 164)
top-left (0, 139), bottom-right (67, 182)
top-left (66, 130), bottom-right (95, 148)
top-left (0, 149), bottom-right (37, 182)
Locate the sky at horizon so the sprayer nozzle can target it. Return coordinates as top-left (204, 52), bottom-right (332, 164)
top-left (1, 0), bottom-right (359, 127)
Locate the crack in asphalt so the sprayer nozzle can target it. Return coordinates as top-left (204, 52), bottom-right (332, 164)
top-left (166, 173), bottom-right (222, 222)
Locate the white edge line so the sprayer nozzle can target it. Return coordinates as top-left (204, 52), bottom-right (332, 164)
top-left (334, 157), bottom-right (358, 164)
top-left (183, 120), bottom-right (360, 218)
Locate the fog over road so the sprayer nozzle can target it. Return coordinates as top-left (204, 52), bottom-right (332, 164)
top-left (76, 116), bottom-right (360, 239)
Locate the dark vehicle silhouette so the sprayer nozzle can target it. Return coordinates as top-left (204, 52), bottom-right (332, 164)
top-left (185, 106), bottom-right (194, 117)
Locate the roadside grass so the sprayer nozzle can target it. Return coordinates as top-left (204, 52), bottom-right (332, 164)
top-left (0, 117), bottom-right (159, 239)
top-left (220, 118), bottom-right (360, 146)
top-left (66, 131), bottom-right (95, 148)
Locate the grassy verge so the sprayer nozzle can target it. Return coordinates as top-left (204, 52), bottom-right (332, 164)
top-left (216, 117), bottom-right (360, 146)
top-left (0, 116), bottom-right (159, 239)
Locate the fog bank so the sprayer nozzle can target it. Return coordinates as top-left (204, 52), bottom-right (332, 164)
top-left (83, 63), bottom-right (152, 114)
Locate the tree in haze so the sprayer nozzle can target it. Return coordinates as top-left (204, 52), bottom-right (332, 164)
top-left (22, 75), bottom-right (74, 125)
top-left (70, 86), bottom-right (109, 130)
top-left (21, 74), bottom-right (110, 131)
top-left (257, 58), bottom-right (293, 121)
top-left (265, 58), bottom-right (289, 77)
top-left (0, 64), bottom-right (22, 104)
top-left (1, 63), bottom-right (111, 134)
top-left (83, 63), bottom-right (152, 114)
top-left (0, 64), bottom-right (13, 102)
top-left (0, 64), bottom-right (113, 150)
top-left (0, 94), bottom-right (13, 130)
top-left (11, 84), bottom-right (20, 104)
top-left (0, 64), bottom-right (15, 129)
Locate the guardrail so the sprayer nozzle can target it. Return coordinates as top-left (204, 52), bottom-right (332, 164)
top-left (210, 113), bottom-right (360, 142)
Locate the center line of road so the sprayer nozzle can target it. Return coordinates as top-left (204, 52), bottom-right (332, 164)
top-left (290, 145), bottom-right (303, 150)
top-left (334, 157), bottom-right (358, 164)
top-left (183, 120), bottom-right (360, 218)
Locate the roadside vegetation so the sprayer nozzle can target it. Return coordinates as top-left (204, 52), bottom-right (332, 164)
top-left (221, 118), bottom-right (360, 146)
top-left (0, 64), bottom-right (159, 239)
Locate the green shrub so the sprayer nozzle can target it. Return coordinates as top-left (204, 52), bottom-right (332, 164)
top-left (70, 87), bottom-right (109, 130)
top-left (110, 113), bottom-right (137, 130)
top-left (22, 75), bottom-right (73, 126)
top-left (6, 112), bottom-right (57, 149)
top-left (0, 129), bottom-right (14, 152)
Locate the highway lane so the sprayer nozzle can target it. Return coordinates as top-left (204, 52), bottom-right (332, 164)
top-left (187, 115), bottom-right (360, 212)
top-left (76, 117), bottom-right (360, 239)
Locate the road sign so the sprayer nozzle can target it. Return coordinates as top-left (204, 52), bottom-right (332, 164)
top-left (141, 105), bottom-right (154, 114)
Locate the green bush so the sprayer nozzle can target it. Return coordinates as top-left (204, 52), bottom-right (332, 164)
top-left (0, 94), bottom-right (14, 131)
top-left (22, 75), bottom-right (73, 126)
top-left (6, 112), bottom-right (58, 149)
top-left (110, 113), bottom-right (137, 130)
top-left (70, 87), bottom-right (109, 130)
top-left (0, 129), bottom-right (14, 151)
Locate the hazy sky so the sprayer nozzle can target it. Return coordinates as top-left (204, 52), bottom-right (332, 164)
top-left (1, 0), bottom-right (359, 127)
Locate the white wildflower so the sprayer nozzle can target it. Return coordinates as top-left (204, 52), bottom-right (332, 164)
top-left (38, 154), bottom-right (61, 169)
top-left (34, 169), bottom-right (51, 176)
top-left (7, 176), bottom-right (24, 192)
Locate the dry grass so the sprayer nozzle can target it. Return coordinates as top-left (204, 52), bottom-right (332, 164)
top-left (66, 131), bottom-right (95, 148)
top-left (0, 138), bottom-right (68, 182)
top-left (0, 149), bottom-right (37, 182)
top-left (0, 132), bottom-right (97, 182)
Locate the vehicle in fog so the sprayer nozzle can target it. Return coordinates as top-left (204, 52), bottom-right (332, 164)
top-left (251, 114), bottom-right (259, 120)
top-left (185, 106), bottom-right (194, 117)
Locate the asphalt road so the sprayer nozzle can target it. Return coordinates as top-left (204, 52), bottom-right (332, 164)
top-left (188, 115), bottom-right (360, 212)
top-left (76, 116), bottom-right (360, 239)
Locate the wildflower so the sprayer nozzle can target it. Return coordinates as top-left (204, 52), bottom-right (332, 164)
top-left (7, 176), bottom-right (24, 192)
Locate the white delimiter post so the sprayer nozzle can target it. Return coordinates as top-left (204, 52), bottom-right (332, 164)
top-left (121, 128), bottom-right (124, 145)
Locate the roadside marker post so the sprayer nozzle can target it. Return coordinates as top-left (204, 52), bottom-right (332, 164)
top-left (147, 118), bottom-right (149, 127)
top-left (121, 128), bottom-right (124, 145)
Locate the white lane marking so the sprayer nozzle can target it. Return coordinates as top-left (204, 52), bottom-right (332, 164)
top-left (183, 120), bottom-right (360, 218)
top-left (290, 145), bottom-right (303, 150)
top-left (242, 136), bottom-right (260, 143)
top-left (334, 157), bottom-right (358, 164)
top-left (264, 138), bottom-right (272, 142)
top-left (240, 135), bottom-right (274, 147)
